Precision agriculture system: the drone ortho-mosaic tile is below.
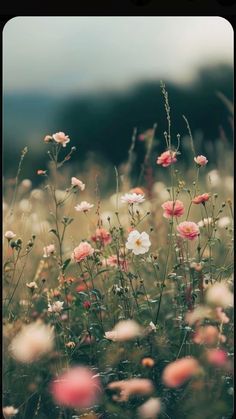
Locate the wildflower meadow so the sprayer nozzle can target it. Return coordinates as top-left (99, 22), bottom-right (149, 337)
top-left (3, 84), bottom-right (234, 419)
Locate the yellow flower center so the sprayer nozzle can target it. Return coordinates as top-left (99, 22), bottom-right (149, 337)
top-left (135, 239), bottom-right (142, 246)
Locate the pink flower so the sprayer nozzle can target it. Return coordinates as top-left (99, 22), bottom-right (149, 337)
top-left (107, 379), bottom-right (154, 402)
top-left (91, 228), bottom-right (112, 246)
top-left (83, 301), bottom-right (91, 309)
top-left (121, 193), bottom-right (145, 205)
top-left (194, 155), bottom-right (208, 166)
top-left (71, 177), bottom-right (85, 191)
top-left (130, 187), bottom-right (145, 195)
top-left (50, 366), bottom-right (102, 408)
top-left (72, 242), bottom-right (94, 263)
top-left (162, 357), bottom-right (200, 388)
top-left (193, 325), bottom-right (225, 345)
top-left (192, 193), bottom-right (210, 204)
top-left (74, 201), bottom-right (94, 212)
top-left (177, 221), bottom-right (200, 240)
top-left (156, 150), bottom-right (177, 167)
top-left (2, 406), bottom-right (19, 418)
top-left (161, 200), bottom-right (184, 218)
top-left (103, 255), bottom-right (128, 271)
top-left (105, 320), bottom-right (142, 342)
top-left (43, 244), bottom-right (55, 258)
top-left (52, 132), bottom-right (70, 147)
top-left (43, 135), bottom-right (53, 143)
top-left (206, 349), bottom-right (227, 366)
top-left (215, 307), bottom-right (230, 324)
top-left (4, 231), bottom-right (16, 240)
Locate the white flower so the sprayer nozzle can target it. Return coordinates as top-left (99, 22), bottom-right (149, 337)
top-left (74, 201), bottom-right (94, 212)
top-left (138, 397), bottom-right (161, 418)
top-left (26, 281), bottom-right (38, 290)
top-left (121, 193), bottom-right (145, 205)
top-left (206, 282), bottom-right (233, 308)
top-left (19, 199), bottom-right (32, 212)
top-left (20, 179), bottom-right (32, 190)
top-left (218, 216), bottom-right (231, 229)
top-left (126, 230), bottom-right (151, 255)
top-left (71, 177), bottom-right (85, 191)
top-left (43, 244), bottom-right (55, 258)
top-left (52, 131), bottom-right (70, 147)
top-left (149, 321), bottom-right (157, 331)
top-left (4, 231), bottom-right (16, 240)
top-left (105, 320), bottom-right (142, 342)
top-left (9, 321), bottom-right (54, 363)
top-left (3, 406), bottom-right (19, 418)
top-left (198, 218), bottom-right (213, 228)
top-left (48, 301), bottom-right (64, 313)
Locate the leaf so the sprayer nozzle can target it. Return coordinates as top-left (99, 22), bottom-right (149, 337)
top-left (91, 289), bottom-right (102, 300)
top-left (62, 258), bottom-right (71, 272)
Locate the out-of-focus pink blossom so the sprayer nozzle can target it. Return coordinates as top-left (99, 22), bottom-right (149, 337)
top-left (156, 150), bottom-right (177, 167)
top-left (4, 231), bottom-right (16, 240)
top-left (2, 406), bottom-right (19, 418)
top-left (50, 366), bottom-right (102, 408)
top-left (72, 242), bottom-right (94, 263)
top-left (105, 319), bottom-right (142, 342)
top-left (177, 221), bottom-right (200, 240)
top-left (193, 325), bottom-right (225, 345)
top-left (161, 200), bottom-right (184, 218)
top-left (103, 254), bottom-right (128, 271)
top-left (206, 282), bottom-right (233, 308)
top-left (215, 307), bottom-right (230, 324)
top-left (206, 349), bottom-right (228, 366)
top-left (91, 228), bottom-right (112, 246)
top-left (192, 193), bottom-right (210, 204)
top-left (130, 187), bottom-right (145, 195)
top-left (108, 378), bottom-right (154, 402)
top-left (43, 244), bottom-right (55, 258)
top-left (194, 155), bottom-right (208, 166)
top-left (162, 357), bottom-right (200, 388)
top-left (138, 397), bottom-right (161, 418)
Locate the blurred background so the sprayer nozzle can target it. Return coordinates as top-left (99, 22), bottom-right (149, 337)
top-left (3, 16), bottom-right (233, 186)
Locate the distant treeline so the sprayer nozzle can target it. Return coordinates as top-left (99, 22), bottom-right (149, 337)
top-left (3, 63), bottom-right (233, 183)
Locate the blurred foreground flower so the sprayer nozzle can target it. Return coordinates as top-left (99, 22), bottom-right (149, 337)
top-left (9, 321), bottom-right (54, 363)
top-left (162, 357), bottom-right (200, 388)
top-left (177, 221), bottom-right (200, 240)
top-left (108, 378), bottom-right (154, 402)
top-left (138, 397), bottom-right (161, 418)
top-left (126, 230), bottom-right (151, 255)
top-left (193, 325), bottom-right (225, 345)
top-left (2, 406), bottom-right (19, 418)
top-left (43, 244), bottom-right (55, 258)
top-left (206, 282), bottom-right (233, 308)
top-left (105, 319), bottom-right (142, 341)
top-left (206, 349), bottom-right (228, 367)
top-left (50, 366), bottom-right (102, 408)
top-left (48, 301), bottom-right (64, 314)
top-left (4, 231), bottom-right (16, 240)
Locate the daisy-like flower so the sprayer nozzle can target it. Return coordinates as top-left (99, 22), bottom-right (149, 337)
top-left (43, 244), bottom-right (55, 258)
top-left (192, 193), bottom-right (210, 204)
top-left (71, 177), bottom-right (85, 191)
top-left (74, 201), bottom-right (94, 212)
top-left (121, 193), bottom-right (145, 205)
top-left (126, 230), bottom-right (151, 255)
top-left (48, 301), bottom-right (64, 313)
top-left (194, 155), bottom-right (208, 166)
top-left (4, 231), bottom-right (16, 240)
top-left (52, 132), bottom-right (70, 147)
top-left (156, 150), bottom-right (177, 167)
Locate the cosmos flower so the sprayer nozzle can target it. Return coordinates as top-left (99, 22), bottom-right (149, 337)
top-left (126, 230), bottom-right (151, 255)
top-left (74, 201), bottom-right (94, 212)
top-left (121, 193), bottom-right (145, 205)
top-left (71, 177), bottom-right (85, 190)
top-left (194, 155), bottom-right (208, 166)
top-left (9, 321), bottom-right (54, 363)
top-left (192, 193), bottom-right (210, 204)
top-left (50, 366), bottom-right (102, 408)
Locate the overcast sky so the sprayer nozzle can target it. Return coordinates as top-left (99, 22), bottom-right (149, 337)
top-left (3, 16), bottom-right (233, 95)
